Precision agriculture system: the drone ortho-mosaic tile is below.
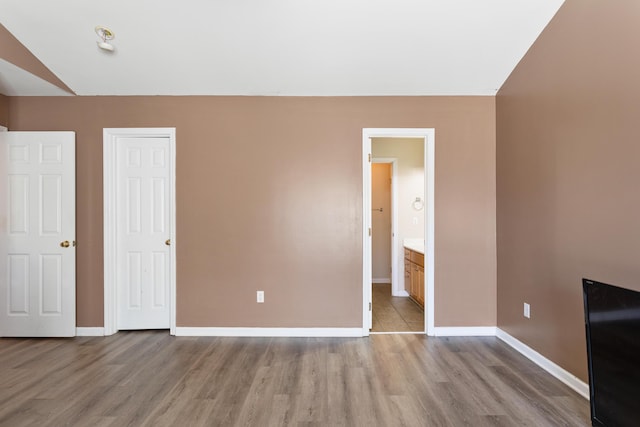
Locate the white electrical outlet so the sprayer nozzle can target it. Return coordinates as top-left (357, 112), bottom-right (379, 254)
top-left (524, 302), bottom-right (530, 319)
top-left (257, 291), bottom-right (264, 303)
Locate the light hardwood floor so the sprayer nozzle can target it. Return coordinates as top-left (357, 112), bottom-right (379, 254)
top-left (372, 283), bottom-right (424, 332)
top-left (0, 332), bottom-right (590, 426)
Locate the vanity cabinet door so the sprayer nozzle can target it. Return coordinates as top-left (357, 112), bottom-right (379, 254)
top-left (405, 248), bottom-right (424, 309)
top-left (411, 264), bottom-right (419, 302)
top-left (416, 265), bottom-right (425, 307)
top-left (404, 259), bottom-right (412, 293)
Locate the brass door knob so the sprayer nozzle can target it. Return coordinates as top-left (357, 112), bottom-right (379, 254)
top-left (165, 239), bottom-right (171, 246)
top-left (60, 240), bottom-right (70, 248)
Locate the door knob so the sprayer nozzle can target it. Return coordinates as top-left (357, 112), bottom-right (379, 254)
top-left (60, 240), bottom-right (70, 248)
top-left (165, 239), bottom-right (171, 246)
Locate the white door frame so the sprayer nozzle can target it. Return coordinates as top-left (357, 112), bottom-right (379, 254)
top-left (363, 128), bottom-right (435, 336)
top-left (103, 128), bottom-right (177, 336)
top-left (371, 158), bottom-right (401, 295)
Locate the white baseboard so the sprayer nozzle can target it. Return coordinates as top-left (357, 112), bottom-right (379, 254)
top-left (434, 326), bottom-right (497, 337)
top-left (76, 327), bottom-right (105, 336)
top-left (496, 328), bottom-right (589, 399)
top-left (434, 326), bottom-right (589, 400)
top-left (392, 290), bottom-right (410, 297)
top-left (372, 278), bottom-right (391, 284)
top-left (175, 327), bottom-right (364, 337)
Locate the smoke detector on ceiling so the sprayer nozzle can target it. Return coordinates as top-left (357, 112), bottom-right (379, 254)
top-left (95, 26), bottom-right (115, 52)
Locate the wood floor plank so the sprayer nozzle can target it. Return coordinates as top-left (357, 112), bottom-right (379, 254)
top-left (0, 332), bottom-right (590, 426)
top-left (267, 393), bottom-right (291, 427)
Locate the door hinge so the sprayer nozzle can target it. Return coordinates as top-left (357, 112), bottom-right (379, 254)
top-left (368, 227), bottom-right (371, 236)
top-left (369, 302), bottom-right (372, 311)
top-left (368, 153), bottom-right (371, 162)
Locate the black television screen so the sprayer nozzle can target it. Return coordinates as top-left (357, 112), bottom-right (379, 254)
top-left (583, 278), bottom-right (640, 427)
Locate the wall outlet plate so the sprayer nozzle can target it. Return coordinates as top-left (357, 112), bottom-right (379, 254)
top-left (257, 291), bottom-right (264, 303)
top-left (524, 302), bottom-right (530, 318)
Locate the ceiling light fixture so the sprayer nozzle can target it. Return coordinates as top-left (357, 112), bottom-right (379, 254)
top-left (95, 26), bottom-right (115, 51)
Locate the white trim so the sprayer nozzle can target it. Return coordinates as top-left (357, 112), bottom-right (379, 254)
top-left (425, 131), bottom-right (435, 336)
top-left (103, 128), bottom-right (177, 337)
top-left (175, 327), bottom-right (364, 337)
top-left (434, 326), bottom-right (497, 336)
top-left (363, 128), bottom-right (435, 336)
top-left (372, 278), bottom-right (391, 284)
top-left (0, 126), bottom-right (7, 131)
top-left (496, 328), bottom-right (589, 399)
top-left (103, 133), bottom-right (116, 336)
top-left (76, 327), bottom-right (105, 336)
top-left (363, 136), bottom-right (372, 333)
top-left (395, 290), bottom-right (410, 297)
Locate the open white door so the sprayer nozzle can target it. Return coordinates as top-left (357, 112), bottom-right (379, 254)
top-left (363, 139), bottom-right (373, 332)
top-left (0, 131), bottom-right (76, 337)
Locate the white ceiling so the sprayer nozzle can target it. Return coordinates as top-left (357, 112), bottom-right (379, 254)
top-left (0, 0), bottom-right (564, 97)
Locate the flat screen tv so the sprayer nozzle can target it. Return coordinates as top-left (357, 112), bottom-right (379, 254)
top-left (583, 278), bottom-right (640, 427)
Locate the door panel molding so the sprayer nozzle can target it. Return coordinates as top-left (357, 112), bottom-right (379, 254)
top-left (0, 131), bottom-right (76, 337)
top-left (103, 128), bottom-right (176, 335)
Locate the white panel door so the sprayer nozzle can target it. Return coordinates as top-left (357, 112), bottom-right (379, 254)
top-left (0, 131), bottom-right (76, 337)
top-left (116, 137), bottom-right (170, 329)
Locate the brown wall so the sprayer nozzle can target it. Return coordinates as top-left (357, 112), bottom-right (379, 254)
top-left (0, 95), bottom-right (7, 127)
top-left (9, 96), bottom-right (496, 328)
top-left (496, 0), bottom-right (640, 382)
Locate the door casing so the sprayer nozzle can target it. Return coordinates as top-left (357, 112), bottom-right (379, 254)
top-left (103, 128), bottom-right (176, 336)
top-left (363, 128), bottom-right (435, 336)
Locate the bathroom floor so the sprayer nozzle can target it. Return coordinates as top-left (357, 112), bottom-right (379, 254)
top-left (371, 283), bottom-right (424, 332)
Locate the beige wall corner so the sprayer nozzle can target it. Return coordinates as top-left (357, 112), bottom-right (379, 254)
top-left (497, 0), bottom-right (640, 382)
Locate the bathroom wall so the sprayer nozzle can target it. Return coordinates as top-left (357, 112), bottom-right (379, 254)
top-left (371, 163), bottom-right (392, 282)
top-left (372, 138), bottom-right (424, 294)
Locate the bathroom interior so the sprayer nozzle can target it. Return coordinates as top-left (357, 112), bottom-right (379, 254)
top-left (371, 137), bottom-right (425, 333)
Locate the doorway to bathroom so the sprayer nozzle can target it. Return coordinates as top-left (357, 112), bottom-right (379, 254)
top-left (371, 143), bottom-right (423, 333)
top-left (362, 128), bottom-right (435, 336)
